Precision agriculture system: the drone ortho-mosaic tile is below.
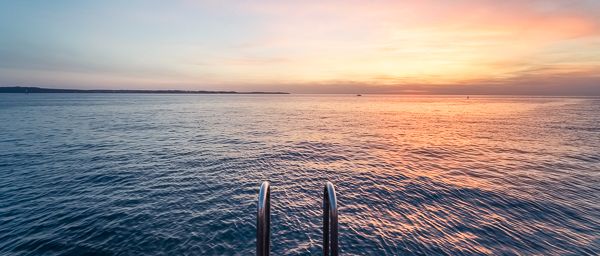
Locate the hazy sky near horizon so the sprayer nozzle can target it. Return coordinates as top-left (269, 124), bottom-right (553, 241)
top-left (1, 0), bottom-right (599, 94)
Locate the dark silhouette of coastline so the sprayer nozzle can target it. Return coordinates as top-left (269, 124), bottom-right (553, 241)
top-left (0, 86), bottom-right (289, 94)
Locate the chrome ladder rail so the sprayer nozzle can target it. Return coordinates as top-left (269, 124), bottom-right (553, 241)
top-left (323, 182), bottom-right (338, 256)
top-left (256, 181), bottom-right (271, 256)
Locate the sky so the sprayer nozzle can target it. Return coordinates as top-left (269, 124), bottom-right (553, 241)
top-left (1, 0), bottom-right (599, 94)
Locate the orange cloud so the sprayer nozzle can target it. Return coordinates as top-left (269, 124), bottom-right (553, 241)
top-left (2, 0), bottom-right (598, 93)
top-left (181, 0), bottom-right (599, 90)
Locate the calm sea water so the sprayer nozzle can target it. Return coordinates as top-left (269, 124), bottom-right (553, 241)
top-left (0, 94), bottom-right (598, 255)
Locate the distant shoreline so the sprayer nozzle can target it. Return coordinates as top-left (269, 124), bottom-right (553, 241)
top-left (0, 86), bottom-right (289, 94)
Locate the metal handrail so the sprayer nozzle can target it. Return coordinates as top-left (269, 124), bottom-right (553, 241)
top-left (323, 182), bottom-right (338, 256)
top-left (257, 181), bottom-right (271, 256)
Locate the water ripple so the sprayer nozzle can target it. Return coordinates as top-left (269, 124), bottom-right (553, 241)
top-left (0, 94), bottom-right (598, 255)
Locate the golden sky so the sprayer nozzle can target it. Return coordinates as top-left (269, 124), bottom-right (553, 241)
top-left (1, 0), bottom-right (599, 94)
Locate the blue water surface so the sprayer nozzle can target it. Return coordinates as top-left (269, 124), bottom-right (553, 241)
top-left (0, 94), bottom-right (599, 255)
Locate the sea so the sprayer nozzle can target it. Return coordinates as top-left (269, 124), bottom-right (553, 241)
top-left (0, 94), bottom-right (598, 255)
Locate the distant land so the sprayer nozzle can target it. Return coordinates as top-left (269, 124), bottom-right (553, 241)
top-left (0, 86), bottom-right (289, 94)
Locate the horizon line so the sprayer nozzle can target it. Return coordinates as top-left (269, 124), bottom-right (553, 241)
top-left (2, 86), bottom-right (600, 97)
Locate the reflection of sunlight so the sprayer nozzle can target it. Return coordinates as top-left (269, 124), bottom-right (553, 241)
top-left (329, 96), bottom-right (556, 193)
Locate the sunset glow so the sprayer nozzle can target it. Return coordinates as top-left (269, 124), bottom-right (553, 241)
top-left (1, 0), bottom-right (599, 94)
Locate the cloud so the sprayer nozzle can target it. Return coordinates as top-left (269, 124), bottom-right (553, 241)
top-left (0, 0), bottom-right (599, 94)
